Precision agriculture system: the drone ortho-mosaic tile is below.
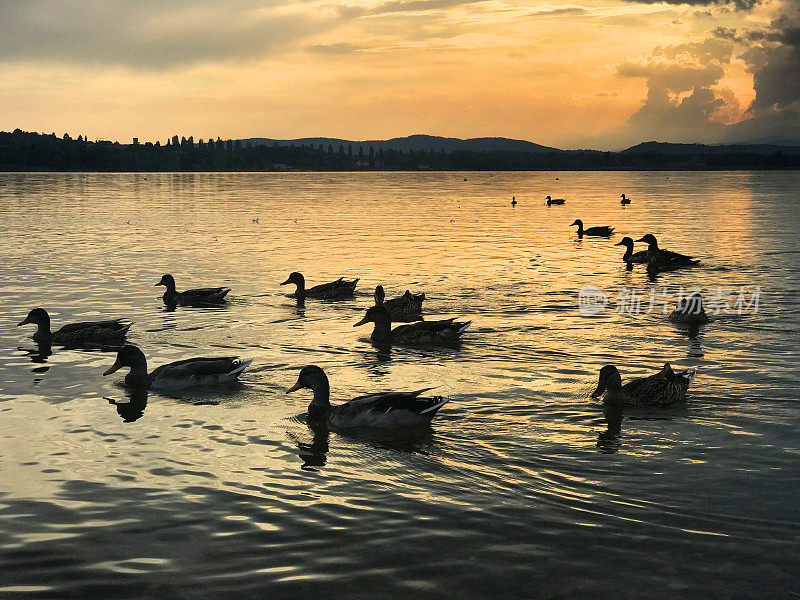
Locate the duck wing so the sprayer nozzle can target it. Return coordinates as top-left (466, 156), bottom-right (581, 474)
top-left (177, 287), bottom-right (231, 304)
top-left (330, 389), bottom-right (448, 428)
top-left (306, 278), bottom-right (359, 299)
top-left (53, 319), bottom-right (130, 345)
top-left (629, 250), bottom-right (649, 264)
top-left (384, 292), bottom-right (425, 320)
top-left (150, 357), bottom-right (251, 390)
top-left (621, 364), bottom-right (695, 406)
top-left (391, 319), bottom-right (471, 345)
top-left (585, 226), bottom-right (614, 236)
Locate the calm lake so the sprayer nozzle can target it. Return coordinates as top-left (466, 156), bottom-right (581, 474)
top-left (1, 171), bottom-right (799, 599)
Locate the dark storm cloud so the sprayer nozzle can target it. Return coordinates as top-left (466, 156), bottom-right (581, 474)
top-left (740, 15), bottom-right (800, 110)
top-left (619, 0), bottom-right (760, 11)
top-left (0, 0), bottom-right (341, 69)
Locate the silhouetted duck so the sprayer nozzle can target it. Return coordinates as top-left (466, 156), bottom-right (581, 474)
top-left (620, 194), bottom-right (631, 205)
top-left (18, 308), bottom-right (130, 346)
top-left (614, 236), bottom-right (648, 264)
top-left (591, 363), bottom-right (696, 408)
top-left (636, 234), bottom-right (699, 271)
top-left (511, 196), bottom-right (517, 206)
top-left (156, 274), bottom-right (230, 305)
top-left (375, 285), bottom-right (425, 321)
top-left (103, 344), bottom-right (252, 391)
top-left (545, 195), bottom-right (565, 205)
top-left (669, 292), bottom-right (710, 325)
top-left (287, 365), bottom-right (449, 428)
top-left (281, 272), bottom-right (358, 300)
top-left (571, 219), bottom-right (614, 237)
top-left (354, 305), bottom-right (470, 346)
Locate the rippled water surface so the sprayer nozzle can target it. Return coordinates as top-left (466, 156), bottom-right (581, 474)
top-left (1, 171), bottom-right (799, 599)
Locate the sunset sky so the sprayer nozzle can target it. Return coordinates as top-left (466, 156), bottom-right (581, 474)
top-left (1, 0), bottom-right (798, 149)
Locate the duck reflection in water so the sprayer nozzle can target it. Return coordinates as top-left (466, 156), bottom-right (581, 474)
top-left (105, 387), bottom-right (148, 423)
top-left (19, 341), bottom-right (53, 370)
top-left (596, 407), bottom-right (623, 454)
top-left (290, 425), bottom-right (330, 471)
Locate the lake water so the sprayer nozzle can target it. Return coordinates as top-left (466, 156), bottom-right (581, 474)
top-left (1, 171), bottom-right (799, 599)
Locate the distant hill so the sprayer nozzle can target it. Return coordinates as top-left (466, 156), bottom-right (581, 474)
top-left (623, 141), bottom-right (800, 156)
top-left (244, 134), bottom-right (561, 154)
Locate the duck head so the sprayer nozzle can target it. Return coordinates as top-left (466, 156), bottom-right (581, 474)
top-left (620, 194), bottom-right (626, 199)
top-left (287, 365), bottom-right (331, 405)
top-left (676, 292), bottom-right (705, 315)
top-left (591, 365), bottom-right (623, 398)
top-left (156, 274), bottom-right (177, 291)
top-left (545, 195), bottom-right (552, 201)
top-left (281, 272), bottom-right (305, 289)
top-left (354, 305), bottom-right (392, 327)
top-left (614, 236), bottom-right (635, 250)
top-left (103, 344), bottom-right (148, 377)
top-left (18, 308), bottom-right (50, 330)
top-left (374, 285), bottom-right (386, 306)
top-left (635, 234), bottom-right (659, 249)
top-left (570, 219), bottom-right (584, 229)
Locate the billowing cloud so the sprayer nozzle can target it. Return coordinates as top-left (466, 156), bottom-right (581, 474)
top-left (612, 37), bottom-right (740, 142)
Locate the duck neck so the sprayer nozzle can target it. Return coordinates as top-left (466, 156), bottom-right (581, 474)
top-left (293, 278), bottom-right (306, 299)
top-left (622, 247), bottom-right (632, 262)
top-left (309, 379), bottom-right (331, 408)
top-left (124, 357), bottom-right (150, 388)
top-left (370, 318), bottom-right (393, 343)
top-left (604, 372), bottom-right (625, 403)
top-left (33, 317), bottom-right (52, 341)
top-left (576, 224), bottom-right (584, 235)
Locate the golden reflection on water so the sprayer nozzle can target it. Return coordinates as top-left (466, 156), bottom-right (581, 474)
top-left (0, 172), bottom-right (799, 597)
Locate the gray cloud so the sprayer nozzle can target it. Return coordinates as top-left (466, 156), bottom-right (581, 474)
top-left (306, 42), bottom-right (364, 54)
top-left (0, 1), bottom-right (342, 69)
top-left (619, 0), bottom-right (760, 12)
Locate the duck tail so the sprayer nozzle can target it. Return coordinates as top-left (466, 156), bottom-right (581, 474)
top-left (456, 321), bottom-right (472, 336)
top-left (229, 358), bottom-right (253, 377)
top-left (419, 397), bottom-right (449, 415)
top-left (679, 369), bottom-right (696, 387)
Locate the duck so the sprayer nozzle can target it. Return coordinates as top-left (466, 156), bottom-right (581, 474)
top-left (280, 272), bottom-right (358, 300)
top-left (287, 365), bottom-right (449, 428)
top-left (591, 363), bottom-right (696, 408)
top-left (620, 194), bottom-right (631, 205)
top-left (374, 285), bottom-right (425, 322)
top-left (545, 195), bottom-right (565, 205)
top-left (511, 196), bottom-right (517, 206)
top-left (635, 234), bottom-right (699, 271)
top-left (354, 305), bottom-right (470, 346)
top-left (571, 219), bottom-right (614, 237)
top-left (18, 308), bottom-right (130, 346)
top-left (103, 344), bottom-right (252, 391)
top-left (156, 274), bottom-right (230, 306)
top-left (614, 236), bottom-right (648, 264)
top-left (669, 292), bottom-right (710, 325)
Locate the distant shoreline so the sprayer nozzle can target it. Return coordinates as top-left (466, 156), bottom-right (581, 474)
top-left (2, 129), bottom-right (799, 172)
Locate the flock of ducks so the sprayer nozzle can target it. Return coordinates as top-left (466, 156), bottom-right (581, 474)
top-left (17, 194), bottom-right (708, 430)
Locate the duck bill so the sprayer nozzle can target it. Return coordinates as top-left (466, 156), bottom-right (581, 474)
top-left (614, 241), bottom-right (625, 246)
top-left (17, 317), bottom-right (30, 326)
top-left (154, 282), bottom-right (163, 287)
top-left (280, 279), bottom-right (291, 286)
top-left (634, 237), bottom-right (646, 243)
top-left (590, 383), bottom-right (606, 398)
top-left (286, 381), bottom-right (303, 393)
top-left (353, 316), bottom-right (369, 327)
top-left (103, 361), bottom-right (123, 376)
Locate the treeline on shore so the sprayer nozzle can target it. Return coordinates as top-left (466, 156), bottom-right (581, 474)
top-left (1, 129), bottom-right (798, 172)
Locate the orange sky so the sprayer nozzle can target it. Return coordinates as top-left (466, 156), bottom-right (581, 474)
top-left (0, 0), bottom-right (794, 149)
